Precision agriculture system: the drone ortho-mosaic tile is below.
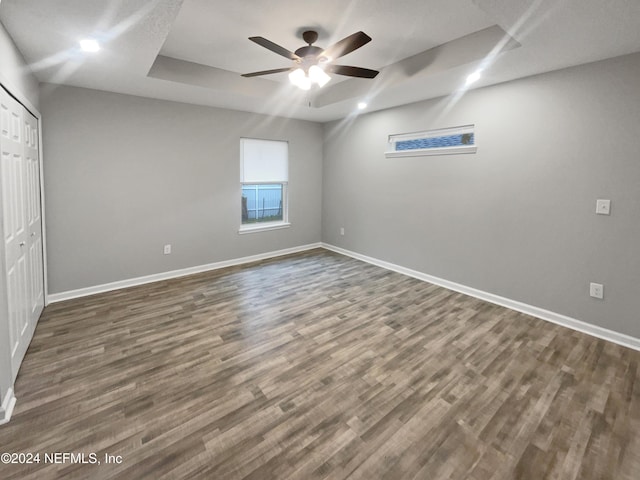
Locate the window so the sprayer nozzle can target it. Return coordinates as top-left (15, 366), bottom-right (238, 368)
top-left (239, 138), bottom-right (289, 233)
top-left (385, 124), bottom-right (477, 157)
top-left (242, 184), bottom-right (283, 223)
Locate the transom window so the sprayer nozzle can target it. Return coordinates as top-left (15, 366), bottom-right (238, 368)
top-left (385, 124), bottom-right (477, 157)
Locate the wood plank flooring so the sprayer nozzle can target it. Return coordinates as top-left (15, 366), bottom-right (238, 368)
top-left (0, 248), bottom-right (639, 479)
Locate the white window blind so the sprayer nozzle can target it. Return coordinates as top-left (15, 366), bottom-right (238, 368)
top-left (240, 138), bottom-right (288, 183)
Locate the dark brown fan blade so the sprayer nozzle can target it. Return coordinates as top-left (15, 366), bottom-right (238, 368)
top-left (321, 31), bottom-right (371, 60)
top-left (327, 65), bottom-right (379, 79)
top-left (241, 67), bottom-right (293, 78)
top-left (248, 37), bottom-right (300, 60)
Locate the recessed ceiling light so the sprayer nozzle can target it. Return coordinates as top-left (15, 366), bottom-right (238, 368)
top-left (466, 70), bottom-right (481, 85)
top-left (79, 39), bottom-right (100, 53)
top-left (357, 102), bottom-right (367, 110)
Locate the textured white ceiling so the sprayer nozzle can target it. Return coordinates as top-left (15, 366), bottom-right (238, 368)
top-left (1, 0), bottom-right (640, 122)
top-left (160, 0), bottom-right (493, 78)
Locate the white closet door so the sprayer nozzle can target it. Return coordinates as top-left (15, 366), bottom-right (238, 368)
top-left (1, 87), bottom-right (43, 381)
top-left (23, 110), bottom-right (44, 330)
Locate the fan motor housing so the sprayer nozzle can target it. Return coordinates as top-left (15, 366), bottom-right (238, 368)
top-left (294, 45), bottom-right (323, 58)
top-left (302, 30), bottom-right (318, 44)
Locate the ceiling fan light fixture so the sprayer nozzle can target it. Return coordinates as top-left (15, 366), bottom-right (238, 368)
top-left (298, 76), bottom-right (312, 90)
top-left (288, 68), bottom-right (311, 90)
top-left (309, 65), bottom-right (331, 87)
top-left (289, 66), bottom-right (331, 90)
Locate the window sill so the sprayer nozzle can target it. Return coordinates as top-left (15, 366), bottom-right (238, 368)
top-left (238, 222), bottom-right (291, 235)
top-left (385, 145), bottom-right (477, 158)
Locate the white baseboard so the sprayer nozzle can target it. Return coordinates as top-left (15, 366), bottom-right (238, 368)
top-left (48, 243), bottom-right (322, 303)
top-left (45, 240), bottom-right (640, 351)
top-left (0, 387), bottom-right (16, 426)
top-left (322, 243), bottom-right (640, 352)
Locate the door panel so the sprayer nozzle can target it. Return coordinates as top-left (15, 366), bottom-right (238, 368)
top-left (23, 110), bottom-right (44, 326)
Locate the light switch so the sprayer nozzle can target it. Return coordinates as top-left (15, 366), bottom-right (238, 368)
top-left (596, 199), bottom-right (610, 215)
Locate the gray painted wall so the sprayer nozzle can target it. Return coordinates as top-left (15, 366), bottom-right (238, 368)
top-left (0, 21), bottom-right (39, 109)
top-left (0, 19), bottom-right (39, 411)
top-left (40, 84), bottom-right (323, 294)
top-left (322, 52), bottom-right (640, 339)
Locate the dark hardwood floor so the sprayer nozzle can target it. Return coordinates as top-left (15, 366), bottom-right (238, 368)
top-left (0, 248), bottom-right (638, 479)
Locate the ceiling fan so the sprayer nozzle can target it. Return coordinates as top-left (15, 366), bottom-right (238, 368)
top-left (241, 30), bottom-right (379, 90)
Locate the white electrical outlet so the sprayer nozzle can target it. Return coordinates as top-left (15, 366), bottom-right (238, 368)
top-left (164, 244), bottom-right (171, 255)
top-left (589, 282), bottom-right (604, 299)
top-left (596, 199), bottom-right (611, 215)
top-left (340, 227), bottom-right (345, 236)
